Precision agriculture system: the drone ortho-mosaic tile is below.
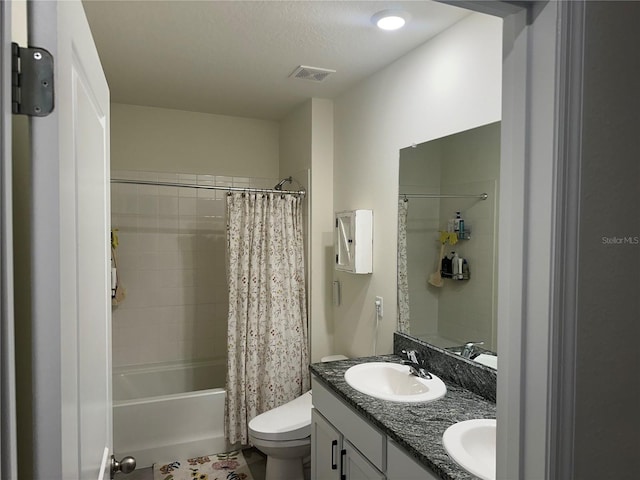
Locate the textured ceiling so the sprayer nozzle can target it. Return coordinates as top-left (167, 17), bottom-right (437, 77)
top-left (82, 1), bottom-right (470, 120)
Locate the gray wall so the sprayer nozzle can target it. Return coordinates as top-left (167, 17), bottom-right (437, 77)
top-left (575, 2), bottom-right (640, 477)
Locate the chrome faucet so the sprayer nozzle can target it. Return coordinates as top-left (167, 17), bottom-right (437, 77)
top-left (460, 341), bottom-right (484, 359)
top-left (401, 350), bottom-right (432, 379)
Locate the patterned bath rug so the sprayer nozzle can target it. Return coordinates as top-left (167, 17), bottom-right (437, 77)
top-left (154, 450), bottom-right (255, 480)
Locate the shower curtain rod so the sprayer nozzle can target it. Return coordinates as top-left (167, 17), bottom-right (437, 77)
top-left (400, 192), bottom-right (488, 200)
top-left (111, 178), bottom-right (306, 196)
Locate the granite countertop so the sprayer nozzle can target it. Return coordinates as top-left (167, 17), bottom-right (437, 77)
top-left (310, 354), bottom-right (496, 480)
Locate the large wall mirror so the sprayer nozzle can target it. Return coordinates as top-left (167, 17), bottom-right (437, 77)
top-left (397, 122), bottom-right (500, 368)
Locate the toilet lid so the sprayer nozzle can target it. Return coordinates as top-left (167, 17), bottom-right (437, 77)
top-left (248, 390), bottom-right (312, 441)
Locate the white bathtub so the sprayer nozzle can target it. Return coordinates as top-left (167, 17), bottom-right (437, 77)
top-left (113, 359), bottom-right (229, 468)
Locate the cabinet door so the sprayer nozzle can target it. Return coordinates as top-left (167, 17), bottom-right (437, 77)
top-left (311, 409), bottom-right (341, 480)
top-left (334, 210), bottom-right (373, 274)
top-left (335, 212), bottom-right (355, 271)
top-left (312, 378), bottom-right (385, 470)
top-left (342, 439), bottom-right (385, 480)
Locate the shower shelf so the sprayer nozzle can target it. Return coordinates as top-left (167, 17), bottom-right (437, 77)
top-left (458, 229), bottom-right (472, 241)
top-left (440, 272), bottom-right (470, 281)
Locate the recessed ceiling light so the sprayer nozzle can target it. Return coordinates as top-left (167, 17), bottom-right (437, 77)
top-left (371, 10), bottom-right (409, 31)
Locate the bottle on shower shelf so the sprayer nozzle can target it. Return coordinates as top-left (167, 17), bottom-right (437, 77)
top-left (454, 211), bottom-right (465, 234)
top-left (452, 252), bottom-right (460, 278)
top-left (441, 252), bottom-right (453, 278)
top-left (454, 212), bottom-right (461, 232)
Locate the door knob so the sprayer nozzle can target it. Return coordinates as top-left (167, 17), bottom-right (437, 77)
top-left (110, 455), bottom-right (136, 479)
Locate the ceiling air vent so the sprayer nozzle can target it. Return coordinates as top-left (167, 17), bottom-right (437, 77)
top-left (290, 65), bottom-right (336, 82)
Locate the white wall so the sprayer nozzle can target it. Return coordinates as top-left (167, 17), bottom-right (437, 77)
top-left (279, 101), bottom-right (311, 182)
top-left (280, 99), bottom-right (335, 362)
top-left (279, 101), bottom-right (314, 361)
top-left (332, 12), bottom-right (502, 357)
top-left (308, 99), bottom-right (335, 362)
top-left (111, 103), bottom-right (279, 177)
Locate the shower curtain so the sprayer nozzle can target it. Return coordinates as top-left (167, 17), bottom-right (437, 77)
top-left (225, 192), bottom-right (310, 445)
top-left (397, 199), bottom-right (410, 334)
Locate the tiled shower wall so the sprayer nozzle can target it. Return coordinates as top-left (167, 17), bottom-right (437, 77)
top-left (110, 170), bottom-right (281, 368)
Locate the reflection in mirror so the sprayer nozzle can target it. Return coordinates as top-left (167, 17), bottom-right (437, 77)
top-left (397, 122), bottom-right (500, 368)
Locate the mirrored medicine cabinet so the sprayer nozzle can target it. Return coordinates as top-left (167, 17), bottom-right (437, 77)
top-left (335, 209), bottom-right (373, 274)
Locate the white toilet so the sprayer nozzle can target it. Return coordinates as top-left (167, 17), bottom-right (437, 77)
top-left (248, 390), bottom-right (312, 480)
top-left (248, 355), bottom-right (347, 480)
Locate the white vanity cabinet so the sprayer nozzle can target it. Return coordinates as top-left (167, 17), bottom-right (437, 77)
top-left (311, 377), bottom-right (437, 480)
top-left (311, 408), bottom-right (385, 480)
top-left (387, 439), bottom-right (438, 480)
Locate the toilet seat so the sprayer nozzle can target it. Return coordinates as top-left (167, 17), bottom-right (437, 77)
top-left (248, 391), bottom-right (312, 441)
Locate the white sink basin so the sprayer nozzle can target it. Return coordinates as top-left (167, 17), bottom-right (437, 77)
top-left (474, 353), bottom-right (498, 369)
top-left (442, 419), bottom-right (496, 480)
top-left (343, 362), bottom-right (446, 403)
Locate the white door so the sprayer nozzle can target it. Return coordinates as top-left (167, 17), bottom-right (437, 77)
top-left (27, 0), bottom-right (113, 478)
top-left (1, 1), bottom-right (18, 479)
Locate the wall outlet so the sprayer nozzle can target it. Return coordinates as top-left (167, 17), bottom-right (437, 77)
top-left (375, 296), bottom-right (383, 318)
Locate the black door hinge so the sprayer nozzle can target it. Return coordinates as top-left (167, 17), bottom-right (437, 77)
top-left (12, 42), bottom-right (54, 116)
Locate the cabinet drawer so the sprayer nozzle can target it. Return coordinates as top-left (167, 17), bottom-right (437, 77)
top-left (387, 438), bottom-right (437, 480)
top-left (312, 377), bottom-right (385, 471)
